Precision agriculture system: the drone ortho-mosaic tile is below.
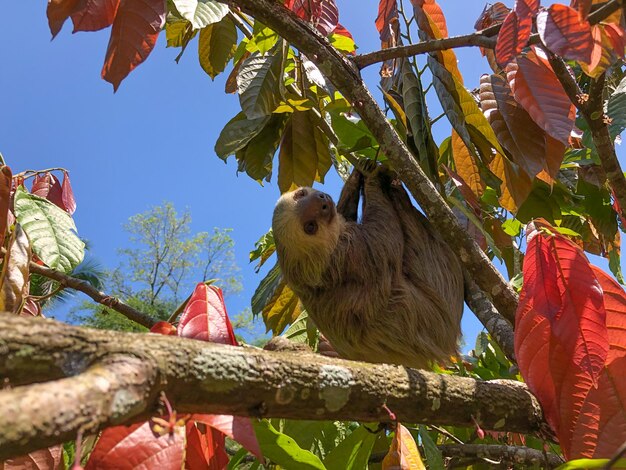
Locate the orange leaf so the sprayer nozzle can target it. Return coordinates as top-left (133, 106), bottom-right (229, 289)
top-left (1, 446), bottom-right (63, 470)
top-left (85, 422), bottom-right (185, 469)
top-left (489, 152), bottom-right (532, 212)
top-left (150, 321), bottom-right (177, 335)
top-left (537, 4), bottom-right (593, 64)
top-left (411, 0), bottom-right (447, 38)
top-left (507, 50), bottom-right (576, 144)
top-left (382, 423), bottom-right (426, 469)
top-left (474, 2), bottom-right (510, 30)
top-left (101, 0), bottom-right (165, 91)
top-left (495, 11), bottom-right (532, 68)
top-left (177, 283), bottom-right (238, 345)
top-left (570, 0), bottom-right (592, 22)
top-left (46, 0), bottom-right (83, 37)
top-left (450, 130), bottom-right (484, 200)
top-left (72, 0), bottom-right (121, 33)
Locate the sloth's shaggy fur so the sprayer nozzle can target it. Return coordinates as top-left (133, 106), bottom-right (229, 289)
top-left (272, 167), bottom-right (464, 369)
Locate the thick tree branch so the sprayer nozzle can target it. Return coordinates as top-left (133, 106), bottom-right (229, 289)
top-left (222, 0), bottom-right (520, 324)
top-left (0, 314), bottom-right (552, 459)
top-left (0, 355), bottom-right (157, 460)
top-left (439, 444), bottom-right (563, 468)
top-left (29, 261), bottom-right (156, 328)
top-left (547, 56), bottom-right (626, 222)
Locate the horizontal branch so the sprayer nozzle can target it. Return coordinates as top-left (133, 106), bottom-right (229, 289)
top-left (439, 444), bottom-right (563, 468)
top-left (29, 261), bottom-right (156, 328)
top-left (222, 0), bottom-right (520, 325)
top-left (0, 314), bottom-right (552, 459)
top-left (354, 33), bottom-right (496, 69)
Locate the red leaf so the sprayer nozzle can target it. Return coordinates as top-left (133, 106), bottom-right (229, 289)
top-left (71, 0), bottom-right (120, 32)
top-left (185, 423), bottom-right (228, 470)
top-left (0, 166), bottom-right (12, 248)
top-left (495, 11), bottom-right (532, 68)
top-left (288, 0), bottom-right (339, 36)
top-left (1, 446), bottom-right (63, 469)
top-left (85, 422), bottom-right (185, 469)
top-left (177, 283), bottom-right (238, 345)
top-left (376, 0), bottom-right (398, 42)
top-left (411, 0), bottom-right (448, 38)
top-left (101, 0), bottom-right (165, 91)
top-left (31, 172), bottom-right (65, 209)
top-left (20, 298), bottom-right (43, 318)
top-left (150, 321), bottom-right (177, 335)
top-left (333, 23), bottom-right (353, 40)
top-left (507, 50), bottom-right (576, 144)
top-left (474, 2), bottom-right (510, 30)
top-left (537, 4), bottom-right (593, 64)
top-left (605, 23), bottom-right (626, 59)
top-left (514, 0), bottom-right (539, 18)
top-left (570, 0), bottom-right (593, 21)
top-left (61, 171), bottom-right (77, 215)
top-left (194, 414), bottom-right (263, 460)
top-left (46, 0), bottom-right (84, 37)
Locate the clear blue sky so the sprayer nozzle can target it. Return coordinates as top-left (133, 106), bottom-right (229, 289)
top-left (2, 1), bottom-right (618, 349)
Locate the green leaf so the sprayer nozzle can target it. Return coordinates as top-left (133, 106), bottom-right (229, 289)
top-left (198, 16), bottom-right (237, 79)
top-left (329, 33), bottom-right (356, 53)
top-left (329, 112), bottom-right (378, 158)
top-left (14, 187), bottom-right (84, 273)
top-left (235, 113), bottom-right (288, 182)
top-left (249, 229), bottom-right (276, 268)
top-left (254, 419), bottom-right (327, 470)
top-left (283, 310), bottom-right (313, 344)
top-left (247, 24), bottom-right (279, 55)
top-left (278, 111), bottom-right (331, 193)
top-left (237, 42), bottom-right (286, 119)
top-left (251, 263), bottom-right (282, 316)
top-left (172, 0), bottom-right (229, 29)
top-left (501, 218), bottom-right (522, 236)
top-left (215, 112), bottom-right (270, 159)
top-left (607, 75), bottom-right (626, 139)
top-left (323, 426), bottom-right (377, 470)
top-left (556, 458), bottom-right (626, 469)
top-left (418, 426), bottom-right (444, 470)
top-left (165, 19), bottom-right (194, 47)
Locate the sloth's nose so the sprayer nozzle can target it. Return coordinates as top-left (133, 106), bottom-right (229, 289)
top-left (317, 192), bottom-right (330, 212)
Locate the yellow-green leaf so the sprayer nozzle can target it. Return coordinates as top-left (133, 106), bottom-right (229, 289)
top-left (198, 16), bottom-right (237, 79)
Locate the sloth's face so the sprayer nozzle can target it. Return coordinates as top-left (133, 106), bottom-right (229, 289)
top-left (290, 187), bottom-right (336, 236)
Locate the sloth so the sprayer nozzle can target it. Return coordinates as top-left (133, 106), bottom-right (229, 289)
top-left (272, 165), bottom-right (464, 369)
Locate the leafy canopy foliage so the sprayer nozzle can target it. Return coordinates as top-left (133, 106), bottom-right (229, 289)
top-left (1, 0), bottom-right (626, 467)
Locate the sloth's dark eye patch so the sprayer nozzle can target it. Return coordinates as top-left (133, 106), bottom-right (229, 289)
top-left (294, 189), bottom-right (307, 200)
top-left (304, 221), bottom-right (318, 235)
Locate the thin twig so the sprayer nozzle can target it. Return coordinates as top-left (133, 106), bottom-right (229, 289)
top-left (28, 262), bottom-right (156, 328)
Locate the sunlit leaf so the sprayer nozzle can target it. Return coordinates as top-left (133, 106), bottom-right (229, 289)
top-left (178, 283), bottom-right (238, 345)
top-left (253, 420), bottom-right (326, 470)
top-left (71, 0), bottom-right (120, 33)
top-left (323, 426), bottom-right (377, 470)
top-left (382, 423), bottom-right (426, 469)
top-left (101, 0), bottom-right (165, 91)
top-left (489, 152), bottom-right (532, 212)
top-left (14, 187), bottom-right (85, 273)
top-left (507, 50), bottom-right (576, 145)
top-left (412, 0), bottom-right (448, 38)
top-left (184, 422), bottom-right (229, 469)
top-left (194, 414), bottom-right (263, 460)
top-left (85, 422), bottom-right (185, 469)
top-left (278, 110), bottom-right (331, 193)
top-left (495, 11), bottom-right (532, 68)
top-left (0, 225), bottom-right (31, 314)
top-left (172, 0), bottom-right (228, 30)
top-left (537, 4), bottom-right (593, 64)
top-left (450, 130), bottom-right (484, 199)
top-left (237, 43), bottom-right (286, 119)
top-left (199, 16), bottom-right (237, 79)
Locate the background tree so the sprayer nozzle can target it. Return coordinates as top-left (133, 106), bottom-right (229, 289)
top-left (72, 202), bottom-right (245, 332)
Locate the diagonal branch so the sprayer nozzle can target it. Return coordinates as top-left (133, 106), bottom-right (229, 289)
top-left (0, 314), bottom-right (552, 459)
top-left (28, 261), bottom-right (156, 328)
top-left (221, 0), bottom-right (520, 324)
top-left (547, 56), bottom-right (626, 222)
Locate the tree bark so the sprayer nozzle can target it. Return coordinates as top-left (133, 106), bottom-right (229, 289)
top-left (0, 314), bottom-right (551, 459)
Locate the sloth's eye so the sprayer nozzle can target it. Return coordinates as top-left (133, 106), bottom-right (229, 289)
top-left (294, 189), bottom-right (307, 200)
top-left (304, 221), bottom-right (318, 235)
